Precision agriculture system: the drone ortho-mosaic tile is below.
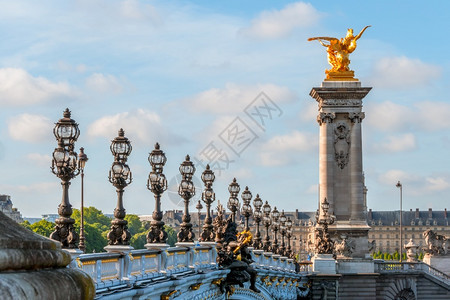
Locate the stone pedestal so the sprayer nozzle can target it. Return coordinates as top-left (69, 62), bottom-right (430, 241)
top-left (423, 254), bottom-right (450, 276)
top-left (145, 243), bottom-right (170, 251)
top-left (0, 211), bottom-right (94, 299)
top-left (337, 258), bottom-right (374, 274)
top-left (312, 254), bottom-right (336, 274)
top-left (310, 80), bottom-right (372, 258)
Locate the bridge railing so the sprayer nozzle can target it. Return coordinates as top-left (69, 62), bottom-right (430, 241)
top-left (374, 261), bottom-right (450, 285)
top-left (75, 245), bottom-right (299, 291)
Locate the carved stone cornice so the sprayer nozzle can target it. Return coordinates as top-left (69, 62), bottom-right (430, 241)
top-left (349, 112), bottom-right (365, 123)
top-left (317, 112), bottom-right (336, 125)
top-left (310, 87), bottom-right (372, 109)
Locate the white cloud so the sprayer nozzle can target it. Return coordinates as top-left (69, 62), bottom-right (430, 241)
top-left (365, 101), bottom-right (411, 132)
top-left (88, 109), bottom-right (183, 145)
top-left (366, 100), bottom-right (450, 133)
top-left (378, 169), bottom-right (419, 186)
top-left (185, 83), bottom-right (297, 115)
top-left (369, 56), bottom-right (441, 88)
top-left (8, 114), bottom-right (53, 143)
top-left (425, 177), bottom-right (450, 191)
top-left (259, 130), bottom-right (317, 166)
top-left (120, 0), bottom-right (161, 24)
top-left (0, 68), bottom-right (74, 106)
top-left (415, 101), bottom-right (450, 130)
top-left (374, 133), bottom-right (416, 153)
top-left (85, 73), bottom-right (123, 94)
top-left (240, 2), bottom-right (321, 39)
top-left (378, 170), bottom-right (450, 195)
top-left (299, 102), bottom-right (318, 123)
top-left (26, 153), bottom-right (52, 167)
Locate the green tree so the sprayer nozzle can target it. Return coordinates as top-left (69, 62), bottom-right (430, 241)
top-left (418, 252), bottom-right (424, 261)
top-left (22, 219), bottom-right (55, 237)
top-left (21, 220), bottom-right (32, 230)
top-left (125, 214), bottom-right (144, 236)
top-left (84, 223), bottom-right (108, 253)
top-left (393, 251), bottom-right (399, 261)
top-left (72, 207), bottom-right (112, 253)
top-left (165, 225), bottom-right (177, 247)
top-left (72, 207), bottom-right (111, 228)
top-left (131, 231), bottom-right (147, 249)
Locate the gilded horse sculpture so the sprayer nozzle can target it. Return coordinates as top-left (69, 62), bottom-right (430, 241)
top-left (308, 26), bottom-right (371, 80)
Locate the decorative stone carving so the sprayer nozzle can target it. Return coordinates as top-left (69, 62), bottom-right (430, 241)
top-left (404, 239), bottom-right (419, 262)
top-left (334, 122), bottom-right (350, 169)
top-left (423, 229), bottom-right (448, 255)
top-left (348, 112), bottom-right (365, 123)
top-left (334, 235), bottom-right (355, 258)
top-left (319, 99), bottom-right (362, 109)
top-left (317, 112), bottom-right (336, 125)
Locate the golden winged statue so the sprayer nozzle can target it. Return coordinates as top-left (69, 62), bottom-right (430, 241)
top-left (308, 26), bottom-right (371, 80)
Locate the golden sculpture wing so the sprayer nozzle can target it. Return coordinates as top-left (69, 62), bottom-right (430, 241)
top-left (308, 37), bottom-right (339, 42)
top-left (354, 25), bottom-right (371, 40)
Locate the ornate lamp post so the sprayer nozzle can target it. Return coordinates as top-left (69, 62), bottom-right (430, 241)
top-left (279, 210), bottom-right (287, 256)
top-left (78, 147), bottom-right (88, 252)
top-left (196, 200), bottom-right (203, 239)
top-left (241, 186), bottom-right (253, 231)
top-left (271, 206), bottom-right (280, 254)
top-left (262, 201), bottom-right (272, 252)
top-left (315, 198), bottom-right (335, 254)
top-left (227, 178), bottom-right (240, 223)
top-left (177, 155), bottom-right (196, 243)
top-left (146, 143), bottom-right (168, 245)
top-left (107, 129), bottom-right (132, 246)
top-left (252, 194), bottom-right (263, 249)
top-left (200, 165), bottom-right (215, 242)
top-left (286, 217), bottom-right (293, 258)
top-left (50, 108), bottom-right (80, 249)
top-left (396, 181), bottom-right (403, 262)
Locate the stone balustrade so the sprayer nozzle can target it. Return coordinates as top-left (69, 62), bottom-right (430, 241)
top-left (374, 261), bottom-right (450, 286)
top-left (72, 244), bottom-right (302, 299)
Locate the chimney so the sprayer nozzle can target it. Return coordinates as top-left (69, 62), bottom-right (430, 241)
top-left (428, 208), bottom-right (432, 219)
top-left (415, 208), bottom-right (419, 219)
top-left (445, 208), bottom-right (447, 219)
top-left (368, 208), bottom-right (373, 220)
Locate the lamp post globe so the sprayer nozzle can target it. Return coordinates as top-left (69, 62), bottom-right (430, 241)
top-left (146, 143), bottom-right (169, 245)
top-left (200, 165), bottom-right (216, 242)
top-left (177, 155), bottom-right (196, 243)
top-left (262, 201), bottom-right (272, 252)
top-left (252, 194), bottom-right (263, 249)
top-left (107, 129), bottom-right (132, 246)
top-left (49, 108), bottom-right (81, 249)
top-left (227, 178), bottom-right (240, 223)
top-left (241, 186), bottom-right (253, 231)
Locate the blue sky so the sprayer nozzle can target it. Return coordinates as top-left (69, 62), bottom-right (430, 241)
top-left (1, 1), bottom-right (449, 218)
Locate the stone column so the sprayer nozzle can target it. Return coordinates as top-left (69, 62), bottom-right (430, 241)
top-left (310, 81), bottom-right (372, 258)
top-left (318, 112), bottom-right (336, 215)
top-left (349, 112), bottom-right (365, 222)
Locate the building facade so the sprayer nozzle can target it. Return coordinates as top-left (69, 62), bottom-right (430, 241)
top-left (0, 194), bottom-right (23, 223)
top-left (154, 207), bottom-right (449, 256)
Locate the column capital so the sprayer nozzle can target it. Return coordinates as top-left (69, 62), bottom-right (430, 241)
top-left (317, 112), bottom-right (336, 125)
top-left (349, 112), bottom-right (365, 123)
